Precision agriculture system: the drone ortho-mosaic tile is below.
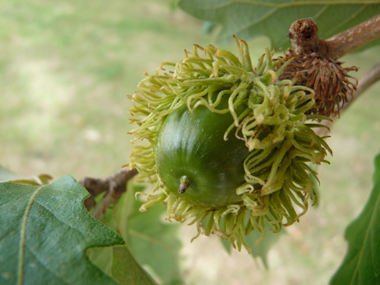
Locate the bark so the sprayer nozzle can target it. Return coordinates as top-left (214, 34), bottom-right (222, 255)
top-left (288, 15), bottom-right (380, 59)
top-left (80, 167), bottom-right (138, 220)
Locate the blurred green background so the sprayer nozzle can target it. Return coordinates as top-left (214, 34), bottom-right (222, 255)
top-left (1, 0), bottom-right (380, 284)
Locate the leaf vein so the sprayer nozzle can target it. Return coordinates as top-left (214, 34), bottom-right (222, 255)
top-left (18, 185), bottom-right (44, 285)
top-left (231, 0), bottom-right (380, 8)
top-left (128, 228), bottom-right (173, 252)
top-left (192, 0), bottom-right (380, 11)
top-left (221, 7), bottom-right (278, 40)
top-left (327, 5), bottom-right (367, 36)
top-left (312, 5), bottom-right (328, 21)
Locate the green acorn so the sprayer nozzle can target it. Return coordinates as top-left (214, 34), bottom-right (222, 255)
top-left (128, 37), bottom-right (332, 253)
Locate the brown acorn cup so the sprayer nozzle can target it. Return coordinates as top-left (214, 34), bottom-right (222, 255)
top-left (277, 18), bottom-right (358, 117)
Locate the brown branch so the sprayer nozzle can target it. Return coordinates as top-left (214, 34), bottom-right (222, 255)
top-left (80, 167), bottom-right (138, 220)
top-left (326, 14), bottom-right (380, 59)
top-left (288, 15), bottom-right (380, 59)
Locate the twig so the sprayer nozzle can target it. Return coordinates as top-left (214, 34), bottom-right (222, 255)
top-left (326, 14), bottom-right (380, 59)
top-left (80, 167), bottom-right (138, 220)
top-left (288, 15), bottom-right (380, 59)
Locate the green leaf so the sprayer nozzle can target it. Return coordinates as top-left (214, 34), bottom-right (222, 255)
top-left (118, 184), bottom-right (182, 285)
top-left (221, 219), bottom-right (282, 268)
top-left (330, 152), bottom-right (380, 284)
top-left (0, 175), bottom-right (124, 285)
top-left (220, 238), bottom-right (232, 253)
top-left (222, 217), bottom-right (284, 268)
top-left (178, 0), bottom-right (380, 51)
top-left (111, 245), bottom-right (157, 285)
top-left (245, 221), bottom-right (283, 268)
top-left (87, 247), bottom-right (113, 276)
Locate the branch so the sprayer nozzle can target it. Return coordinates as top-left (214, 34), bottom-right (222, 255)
top-left (288, 15), bottom-right (380, 59)
top-left (80, 167), bottom-right (138, 220)
top-left (326, 14), bottom-right (380, 59)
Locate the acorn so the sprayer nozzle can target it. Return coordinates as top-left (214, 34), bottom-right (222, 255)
top-left (128, 37), bottom-right (332, 252)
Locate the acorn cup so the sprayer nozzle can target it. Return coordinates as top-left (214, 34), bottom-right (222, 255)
top-left (128, 37), bottom-right (332, 253)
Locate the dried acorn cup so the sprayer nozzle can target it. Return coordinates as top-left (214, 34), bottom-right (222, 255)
top-left (278, 18), bottom-right (358, 117)
top-left (128, 37), bottom-right (332, 253)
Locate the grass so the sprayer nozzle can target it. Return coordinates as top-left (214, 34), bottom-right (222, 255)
top-left (0, 0), bottom-right (211, 179)
top-left (1, 1), bottom-right (380, 284)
